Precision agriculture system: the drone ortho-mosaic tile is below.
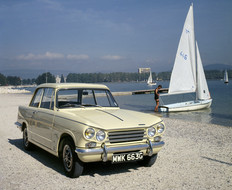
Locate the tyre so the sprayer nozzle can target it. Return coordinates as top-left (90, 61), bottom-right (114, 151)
top-left (23, 127), bottom-right (33, 150)
top-left (138, 154), bottom-right (158, 167)
top-left (61, 139), bottom-right (84, 178)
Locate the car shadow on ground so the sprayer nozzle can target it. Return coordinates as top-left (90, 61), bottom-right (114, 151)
top-left (8, 138), bottom-right (64, 175)
top-left (82, 161), bottom-right (141, 177)
top-left (8, 138), bottom-right (143, 177)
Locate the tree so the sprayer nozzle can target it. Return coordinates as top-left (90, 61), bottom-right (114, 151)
top-left (0, 73), bottom-right (7, 86)
top-left (7, 76), bottom-right (21, 85)
top-left (35, 72), bottom-right (56, 85)
top-left (61, 74), bottom-right (65, 83)
top-left (157, 72), bottom-right (171, 80)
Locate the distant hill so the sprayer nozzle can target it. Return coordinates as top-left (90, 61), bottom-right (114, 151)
top-left (204, 64), bottom-right (232, 70)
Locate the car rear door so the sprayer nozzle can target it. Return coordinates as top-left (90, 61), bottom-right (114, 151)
top-left (30, 88), bottom-right (55, 149)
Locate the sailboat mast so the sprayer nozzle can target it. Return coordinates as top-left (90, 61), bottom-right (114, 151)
top-left (191, 3), bottom-right (198, 101)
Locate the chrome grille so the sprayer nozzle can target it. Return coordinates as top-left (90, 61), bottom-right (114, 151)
top-left (108, 129), bottom-right (146, 143)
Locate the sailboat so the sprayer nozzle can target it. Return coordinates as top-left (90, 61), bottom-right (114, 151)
top-left (160, 4), bottom-right (212, 112)
top-left (147, 70), bottom-right (157, 85)
top-left (224, 70), bottom-right (229, 83)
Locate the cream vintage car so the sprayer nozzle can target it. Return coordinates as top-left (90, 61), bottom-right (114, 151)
top-left (16, 83), bottom-right (165, 178)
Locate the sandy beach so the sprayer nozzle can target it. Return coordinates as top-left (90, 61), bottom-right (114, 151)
top-left (0, 93), bottom-right (231, 190)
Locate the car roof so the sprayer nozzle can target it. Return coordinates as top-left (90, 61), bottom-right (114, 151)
top-left (37, 83), bottom-right (109, 90)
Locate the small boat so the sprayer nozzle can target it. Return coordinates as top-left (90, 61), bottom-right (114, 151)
top-left (160, 4), bottom-right (212, 112)
top-left (224, 69), bottom-right (229, 83)
top-left (147, 71), bottom-right (157, 86)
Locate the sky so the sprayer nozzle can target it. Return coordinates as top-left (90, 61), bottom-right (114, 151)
top-left (0, 0), bottom-right (232, 78)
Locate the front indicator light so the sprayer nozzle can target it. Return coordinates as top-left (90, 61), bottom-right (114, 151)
top-left (85, 142), bottom-right (96, 148)
top-left (154, 136), bottom-right (162, 142)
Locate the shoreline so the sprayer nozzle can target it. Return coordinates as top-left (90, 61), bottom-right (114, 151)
top-left (0, 85), bottom-right (32, 94)
top-left (0, 93), bottom-right (231, 189)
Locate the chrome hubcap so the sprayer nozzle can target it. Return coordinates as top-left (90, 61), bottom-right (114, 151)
top-left (63, 144), bottom-right (73, 172)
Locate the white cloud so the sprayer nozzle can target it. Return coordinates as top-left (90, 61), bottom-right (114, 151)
top-left (101, 55), bottom-right (123, 61)
top-left (17, 52), bottom-right (64, 60)
top-left (145, 58), bottom-right (159, 64)
top-left (67, 54), bottom-right (89, 60)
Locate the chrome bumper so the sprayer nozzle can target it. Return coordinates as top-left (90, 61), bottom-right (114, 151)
top-left (75, 140), bottom-right (164, 162)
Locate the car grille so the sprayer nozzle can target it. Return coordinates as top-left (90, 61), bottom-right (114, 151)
top-left (108, 129), bottom-right (146, 144)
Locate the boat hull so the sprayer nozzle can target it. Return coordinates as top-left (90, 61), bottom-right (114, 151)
top-left (147, 82), bottom-right (157, 86)
top-left (160, 99), bottom-right (212, 112)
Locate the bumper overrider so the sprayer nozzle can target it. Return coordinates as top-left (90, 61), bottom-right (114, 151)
top-left (75, 139), bottom-right (164, 162)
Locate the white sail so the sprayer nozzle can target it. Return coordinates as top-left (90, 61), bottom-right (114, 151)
top-left (196, 42), bottom-right (210, 100)
top-left (147, 71), bottom-right (152, 84)
top-left (224, 70), bottom-right (229, 83)
top-left (161, 4), bottom-right (212, 112)
top-left (168, 4), bottom-right (196, 94)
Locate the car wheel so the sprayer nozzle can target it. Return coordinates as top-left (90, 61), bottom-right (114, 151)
top-left (61, 139), bottom-right (84, 178)
top-left (138, 154), bottom-right (158, 167)
top-left (23, 127), bottom-right (33, 150)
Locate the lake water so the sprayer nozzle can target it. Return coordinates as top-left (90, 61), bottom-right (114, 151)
top-left (22, 80), bottom-right (232, 127)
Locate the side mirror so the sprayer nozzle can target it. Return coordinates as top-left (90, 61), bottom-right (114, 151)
top-left (82, 91), bottom-right (88, 95)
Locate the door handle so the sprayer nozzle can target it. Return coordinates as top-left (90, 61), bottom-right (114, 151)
top-left (32, 111), bottom-right (37, 114)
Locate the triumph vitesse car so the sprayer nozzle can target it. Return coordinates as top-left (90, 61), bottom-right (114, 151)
top-left (16, 83), bottom-right (165, 178)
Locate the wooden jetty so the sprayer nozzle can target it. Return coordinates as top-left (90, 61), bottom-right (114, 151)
top-left (111, 88), bottom-right (168, 96)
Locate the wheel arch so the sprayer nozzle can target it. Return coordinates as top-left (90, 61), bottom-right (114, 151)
top-left (58, 133), bottom-right (76, 158)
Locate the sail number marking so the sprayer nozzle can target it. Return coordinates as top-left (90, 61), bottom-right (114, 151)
top-left (185, 29), bottom-right (190, 34)
top-left (180, 51), bottom-right (188, 60)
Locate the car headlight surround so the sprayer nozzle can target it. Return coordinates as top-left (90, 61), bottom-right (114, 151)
top-left (148, 126), bottom-right (156, 137)
top-left (96, 130), bottom-right (106, 141)
top-left (85, 128), bottom-right (95, 139)
top-left (157, 123), bottom-right (165, 133)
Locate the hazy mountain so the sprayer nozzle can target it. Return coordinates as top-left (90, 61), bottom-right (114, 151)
top-left (204, 64), bottom-right (232, 70)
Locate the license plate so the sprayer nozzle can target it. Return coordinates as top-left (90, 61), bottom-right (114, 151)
top-left (112, 152), bottom-right (143, 163)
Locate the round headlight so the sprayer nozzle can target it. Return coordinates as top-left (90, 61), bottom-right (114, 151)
top-left (85, 128), bottom-right (95, 139)
top-left (157, 123), bottom-right (165, 133)
top-left (148, 127), bottom-right (156, 137)
top-left (96, 130), bottom-right (106, 141)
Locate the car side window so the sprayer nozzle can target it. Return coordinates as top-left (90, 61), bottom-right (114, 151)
top-left (30, 88), bottom-right (43, 107)
top-left (82, 90), bottom-right (95, 105)
top-left (40, 88), bottom-right (55, 110)
top-left (57, 89), bottom-right (79, 108)
top-left (94, 90), bottom-right (111, 107)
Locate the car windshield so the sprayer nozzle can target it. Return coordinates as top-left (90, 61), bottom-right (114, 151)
top-left (57, 89), bottom-right (118, 108)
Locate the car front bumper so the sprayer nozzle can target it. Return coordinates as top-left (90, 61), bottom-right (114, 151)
top-left (75, 140), bottom-right (164, 162)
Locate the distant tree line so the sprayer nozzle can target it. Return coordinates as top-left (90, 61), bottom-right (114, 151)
top-left (0, 70), bottom-right (231, 86)
top-left (66, 72), bottom-right (152, 83)
top-left (0, 74), bottom-right (25, 86)
top-left (35, 72), bottom-right (56, 85)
